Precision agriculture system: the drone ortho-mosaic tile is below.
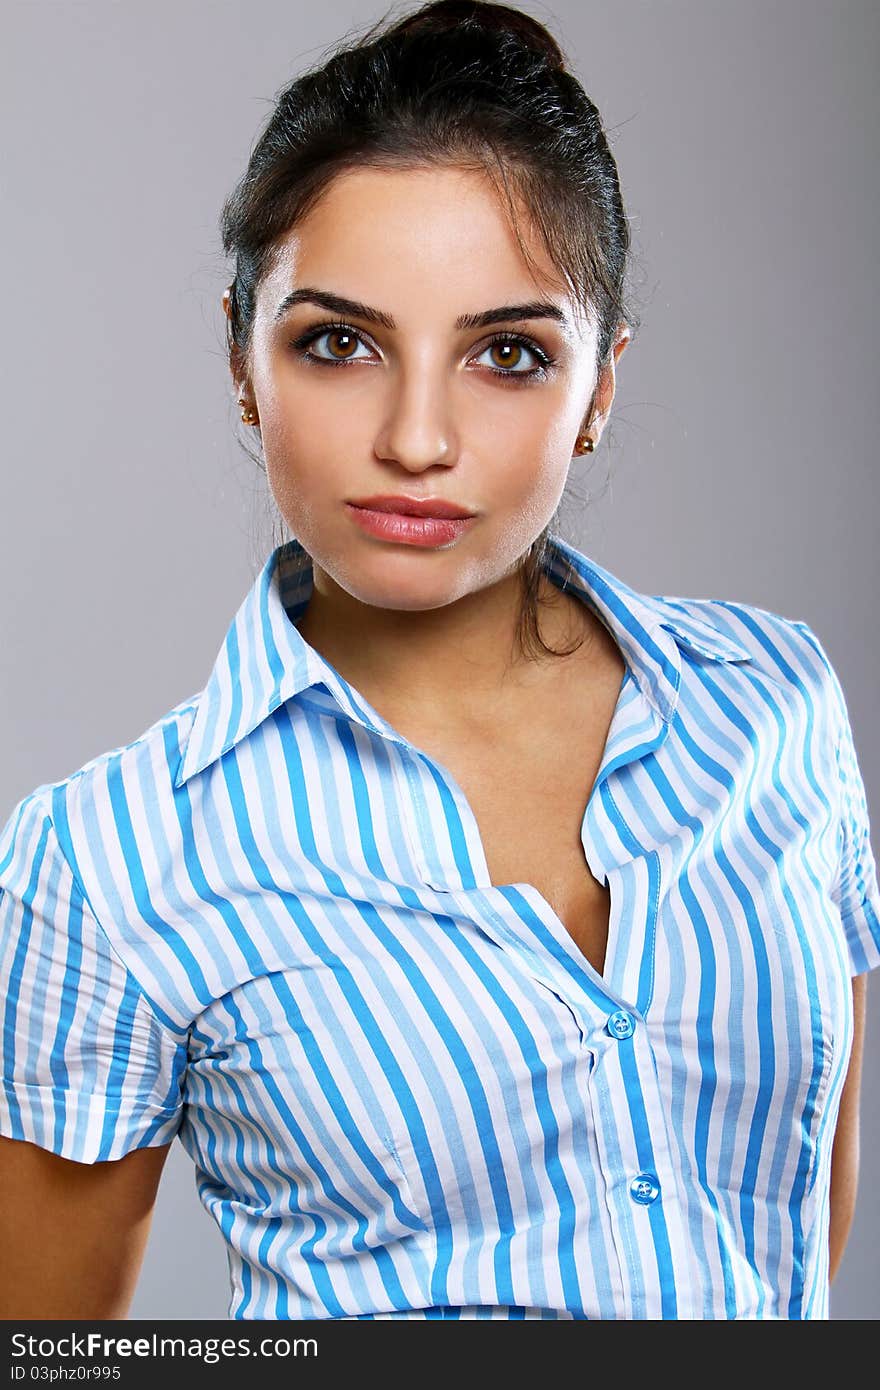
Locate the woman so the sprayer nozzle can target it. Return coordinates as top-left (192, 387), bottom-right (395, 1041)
top-left (1, 0), bottom-right (877, 1321)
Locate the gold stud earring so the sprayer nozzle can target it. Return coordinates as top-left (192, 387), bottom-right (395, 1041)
top-left (239, 400), bottom-right (258, 425)
top-left (577, 434), bottom-right (594, 453)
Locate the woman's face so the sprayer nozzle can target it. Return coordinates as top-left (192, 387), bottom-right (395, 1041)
top-left (239, 164), bottom-right (627, 613)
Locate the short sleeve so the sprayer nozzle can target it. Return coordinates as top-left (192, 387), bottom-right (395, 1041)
top-left (794, 621), bottom-right (880, 975)
top-left (0, 789), bottom-right (188, 1163)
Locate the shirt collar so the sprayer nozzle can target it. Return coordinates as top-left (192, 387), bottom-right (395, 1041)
top-left (175, 533), bottom-right (752, 789)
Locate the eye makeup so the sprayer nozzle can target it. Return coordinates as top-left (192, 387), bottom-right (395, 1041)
top-left (287, 319), bottom-right (558, 383)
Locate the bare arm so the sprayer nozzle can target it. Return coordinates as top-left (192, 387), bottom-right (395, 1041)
top-left (828, 972), bottom-right (868, 1282)
top-left (0, 1135), bottom-right (173, 1319)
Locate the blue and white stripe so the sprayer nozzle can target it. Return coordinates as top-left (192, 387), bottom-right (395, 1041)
top-left (2, 532), bottom-right (878, 1319)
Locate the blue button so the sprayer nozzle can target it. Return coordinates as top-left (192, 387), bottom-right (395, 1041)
top-left (606, 1009), bottom-right (636, 1040)
top-left (629, 1173), bottom-right (661, 1205)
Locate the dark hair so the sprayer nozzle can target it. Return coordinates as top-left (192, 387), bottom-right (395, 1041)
top-left (220, 0), bottom-right (638, 660)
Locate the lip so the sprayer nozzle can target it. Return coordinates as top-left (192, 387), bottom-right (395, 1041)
top-left (345, 501), bottom-right (476, 548)
top-left (347, 494), bottom-right (476, 519)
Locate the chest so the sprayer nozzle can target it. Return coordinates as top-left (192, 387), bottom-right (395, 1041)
top-left (178, 650), bottom-right (853, 1310)
top-left (442, 739), bottom-right (613, 974)
top-left (388, 650), bottom-right (627, 977)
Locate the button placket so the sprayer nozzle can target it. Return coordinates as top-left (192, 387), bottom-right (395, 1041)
top-left (597, 1023), bottom-right (658, 1206)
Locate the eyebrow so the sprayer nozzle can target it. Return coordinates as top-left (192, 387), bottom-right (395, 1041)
top-left (273, 286), bottom-right (567, 331)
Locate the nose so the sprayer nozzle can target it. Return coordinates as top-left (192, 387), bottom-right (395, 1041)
top-left (374, 357), bottom-right (457, 473)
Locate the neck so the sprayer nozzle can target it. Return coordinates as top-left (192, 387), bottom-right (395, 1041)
top-left (294, 559), bottom-right (589, 729)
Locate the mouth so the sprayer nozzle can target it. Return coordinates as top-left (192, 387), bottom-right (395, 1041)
top-left (344, 498), bottom-right (477, 548)
top-left (347, 494), bottom-right (476, 519)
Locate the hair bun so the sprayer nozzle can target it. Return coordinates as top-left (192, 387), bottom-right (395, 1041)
top-left (394, 0), bottom-right (566, 71)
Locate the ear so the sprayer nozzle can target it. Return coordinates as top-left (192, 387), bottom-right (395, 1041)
top-left (229, 343), bottom-right (248, 397)
top-left (222, 287), bottom-right (249, 396)
top-left (586, 324), bottom-right (631, 440)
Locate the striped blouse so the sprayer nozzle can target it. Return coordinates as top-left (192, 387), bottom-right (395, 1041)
top-left (1, 533), bottom-right (878, 1320)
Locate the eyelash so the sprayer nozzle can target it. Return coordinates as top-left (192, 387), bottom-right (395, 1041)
top-left (288, 319), bottom-right (555, 382)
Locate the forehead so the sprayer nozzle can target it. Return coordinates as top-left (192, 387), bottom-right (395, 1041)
top-left (260, 164), bottom-right (574, 314)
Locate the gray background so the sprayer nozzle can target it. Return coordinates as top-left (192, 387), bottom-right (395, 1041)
top-left (1, 0), bottom-right (877, 1320)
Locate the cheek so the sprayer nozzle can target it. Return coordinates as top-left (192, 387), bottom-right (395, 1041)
top-left (265, 449), bottom-right (344, 536)
top-left (254, 352), bottom-right (353, 460)
top-left (484, 386), bottom-right (578, 489)
top-left (257, 385), bottom-right (348, 507)
top-left (493, 437), bottom-right (572, 518)
top-left (260, 419), bottom-right (344, 543)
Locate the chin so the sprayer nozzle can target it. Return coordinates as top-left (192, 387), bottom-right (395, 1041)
top-left (330, 549), bottom-right (483, 612)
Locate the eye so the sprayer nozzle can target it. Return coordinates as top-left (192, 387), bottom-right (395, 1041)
top-left (288, 322), bottom-right (555, 379)
top-left (473, 333), bottom-right (553, 380)
top-left (290, 321), bottom-right (374, 365)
